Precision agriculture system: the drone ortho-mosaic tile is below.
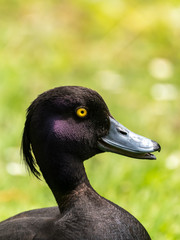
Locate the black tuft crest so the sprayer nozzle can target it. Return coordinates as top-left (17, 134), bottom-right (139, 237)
top-left (21, 106), bottom-right (41, 179)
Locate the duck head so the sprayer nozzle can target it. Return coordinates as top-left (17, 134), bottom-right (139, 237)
top-left (22, 86), bottom-right (160, 180)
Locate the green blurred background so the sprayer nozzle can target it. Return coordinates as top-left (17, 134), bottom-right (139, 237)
top-left (0, 0), bottom-right (180, 239)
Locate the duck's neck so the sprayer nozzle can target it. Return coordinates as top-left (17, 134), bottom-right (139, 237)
top-left (40, 152), bottom-right (91, 211)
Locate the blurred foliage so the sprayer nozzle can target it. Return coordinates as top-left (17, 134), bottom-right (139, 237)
top-left (0, 0), bottom-right (180, 239)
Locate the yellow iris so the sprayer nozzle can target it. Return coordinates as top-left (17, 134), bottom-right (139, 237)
top-left (76, 107), bottom-right (88, 118)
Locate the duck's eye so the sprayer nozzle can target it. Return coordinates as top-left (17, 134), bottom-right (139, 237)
top-left (76, 107), bottom-right (88, 118)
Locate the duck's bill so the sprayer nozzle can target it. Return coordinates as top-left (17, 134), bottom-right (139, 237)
top-left (98, 117), bottom-right (161, 160)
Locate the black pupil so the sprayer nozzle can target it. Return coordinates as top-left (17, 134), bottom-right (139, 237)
top-left (81, 110), bottom-right (84, 114)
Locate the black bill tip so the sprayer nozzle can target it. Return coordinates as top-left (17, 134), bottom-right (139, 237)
top-left (152, 140), bottom-right (161, 152)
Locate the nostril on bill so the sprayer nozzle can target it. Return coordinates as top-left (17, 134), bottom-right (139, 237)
top-left (117, 127), bottom-right (128, 135)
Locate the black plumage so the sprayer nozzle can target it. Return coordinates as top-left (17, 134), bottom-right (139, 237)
top-left (0, 86), bottom-right (161, 240)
